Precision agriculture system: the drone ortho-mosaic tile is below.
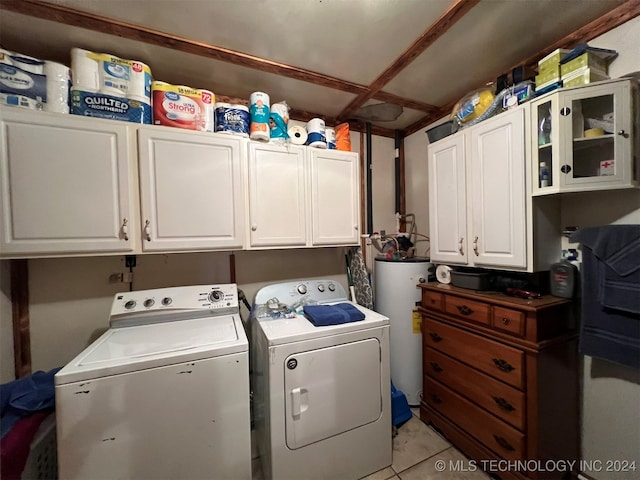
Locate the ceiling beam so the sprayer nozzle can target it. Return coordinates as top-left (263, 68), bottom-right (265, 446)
top-left (403, 0), bottom-right (640, 137)
top-left (336, 0), bottom-right (481, 123)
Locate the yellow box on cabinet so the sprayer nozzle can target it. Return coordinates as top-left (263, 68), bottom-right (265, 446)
top-left (560, 52), bottom-right (608, 78)
top-left (562, 67), bottom-right (609, 88)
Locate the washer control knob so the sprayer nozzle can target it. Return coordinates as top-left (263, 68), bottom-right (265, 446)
top-left (317, 284), bottom-right (325, 292)
top-left (209, 290), bottom-right (224, 303)
top-left (297, 284), bottom-right (307, 295)
top-left (161, 297), bottom-right (172, 306)
top-left (328, 283), bottom-right (336, 292)
top-left (143, 298), bottom-right (155, 308)
top-left (124, 300), bottom-right (136, 310)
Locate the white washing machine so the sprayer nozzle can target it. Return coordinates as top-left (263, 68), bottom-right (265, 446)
top-left (55, 284), bottom-right (251, 480)
top-left (251, 279), bottom-right (392, 480)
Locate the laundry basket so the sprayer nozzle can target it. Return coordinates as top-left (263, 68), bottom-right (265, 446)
top-left (21, 413), bottom-right (57, 480)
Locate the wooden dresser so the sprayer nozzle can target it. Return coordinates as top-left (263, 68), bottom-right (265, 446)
top-left (419, 283), bottom-right (579, 480)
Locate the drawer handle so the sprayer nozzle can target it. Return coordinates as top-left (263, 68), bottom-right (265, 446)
top-left (493, 358), bottom-right (515, 372)
top-left (457, 305), bottom-right (474, 316)
top-left (430, 394), bottom-right (442, 404)
top-left (493, 434), bottom-right (515, 451)
top-left (502, 317), bottom-right (510, 325)
top-left (492, 396), bottom-right (515, 412)
top-left (429, 332), bottom-right (443, 342)
top-left (429, 361), bottom-right (443, 372)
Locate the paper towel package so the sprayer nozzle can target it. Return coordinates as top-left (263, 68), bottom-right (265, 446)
top-left (70, 87), bottom-right (152, 124)
top-left (152, 81), bottom-right (215, 132)
top-left (0, 48), bottom-right (70, 113)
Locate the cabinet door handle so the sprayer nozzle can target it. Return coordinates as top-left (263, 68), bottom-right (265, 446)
top-left (144, 220), bottom-right (151, 241)
top-left (492, 396), bottom-right (515, 412)
top-left (493, 358), bottom-right (515, 372)
top-left (251, 224), bottom-right (257, 231)
top-left (458, 237), bottom-right (464, 256)
top-left (121, 218), bottom-right (129, 241)
top-left (430, 394), bottom-right (442, 404)
top-left (456, 305), bottom-right (474, 316)
top-left (493, 434), bottom-right (515, 451)
top-left (429, 361), bottom-right (443, 372)
top-left (618, 130), bottom-right (629, 138)
top-left (429, 332), bottom-right (443, 342)
top-left (473, 236), bottom-right (479, 256)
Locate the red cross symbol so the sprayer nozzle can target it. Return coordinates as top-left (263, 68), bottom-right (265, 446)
top-left (601, 161), bottom-right (613, 168)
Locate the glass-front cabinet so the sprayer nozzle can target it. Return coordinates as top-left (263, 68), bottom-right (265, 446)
top-left (531, 78), bottom-right (638, 195)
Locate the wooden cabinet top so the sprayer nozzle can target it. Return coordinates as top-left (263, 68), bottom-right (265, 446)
top-left (418, 282), bottom-right (571, 311)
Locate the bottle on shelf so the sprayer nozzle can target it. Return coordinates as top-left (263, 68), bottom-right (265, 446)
top-left (538, 106), bottom-right (552, 146)
top-left (539, 161), bottom-right (550, 188)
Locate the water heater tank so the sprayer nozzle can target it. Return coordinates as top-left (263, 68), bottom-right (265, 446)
top-left (374, 257), bottom-right (434, 406)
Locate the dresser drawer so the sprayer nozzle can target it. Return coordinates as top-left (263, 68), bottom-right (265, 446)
top-left (492, 306), bottom-right (526, 337)
top-left (425, 377), bottom-right (525, 461)
top-left (422, 290), bottom-right (444, 311)
top-left (423, 319), bottom-right (525, 389)
top-left (444, 295), bottom-right (490, 325)
top-left (424, 347), bottom-right (525, 430)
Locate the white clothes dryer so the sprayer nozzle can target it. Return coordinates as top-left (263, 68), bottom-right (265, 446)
top-left (55, 284), bottom-right (251, 480)
top-left (251, 279), bottom-right (392, 480)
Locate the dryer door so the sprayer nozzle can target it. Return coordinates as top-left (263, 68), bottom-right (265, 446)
top-left (284, 338), bottom-right (382, 449)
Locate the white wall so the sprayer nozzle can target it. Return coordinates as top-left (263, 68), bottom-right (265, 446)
top-left (563, 16), bottom-right (640, 479)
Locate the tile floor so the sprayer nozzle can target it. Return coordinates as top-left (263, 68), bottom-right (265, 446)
top-left (251, 408), bottom-right (491, 480)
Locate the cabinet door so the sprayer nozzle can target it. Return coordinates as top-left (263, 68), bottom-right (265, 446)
top-left (309, 149), bottom-right (360, 245)
top-left (557, 81), bottom-right (633, 191)
top-left (137, 127), bottom-right (245, 251)
top-left (428, 133), bottom-right (468, 264)
top-left (470, 108), bottom-right (526, 269)
top-left (0, 108), bottom-right (136, 256)
top-left (247, 142), bottom-right (307, 247)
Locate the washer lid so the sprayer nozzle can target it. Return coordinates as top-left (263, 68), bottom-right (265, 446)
top-left (55, 314), bottom-right (247, 385)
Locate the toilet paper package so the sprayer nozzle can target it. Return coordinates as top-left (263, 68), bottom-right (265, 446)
top-left (70, 87), bottom-right (152, 124)
top-left (215, 103), bottom-right (250, 136)
top-left (152, 81), bottom-right (215, 132)
top-left (0, 49), bottom-right (70, 114)
top-left (71, 48), bottom-right (152, 101)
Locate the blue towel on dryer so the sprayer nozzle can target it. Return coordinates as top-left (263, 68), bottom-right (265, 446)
top-left (303, 303), bottom-right (365, 327)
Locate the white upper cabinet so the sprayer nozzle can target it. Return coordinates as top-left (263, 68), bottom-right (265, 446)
top-left (531, 78), bottom-right (638, 195)
top-left (246, 142), bottom-right (361, 249)
top-left (247, 142), bottom-right (307, 248)
top-left (429, 108), bottom-right (528, 271)
top-left (137, 127), bottom-right (245, 252)
top-left (428, 133), bottom-right (467, 264)
top-left (469, 108), bottom-right (526, 269)
top-left (0, 108), bottom-right (137, 256)
top-left (0, 108), bottom-right (361, 257)
top-left (309, 149), bottom-right (360, 246)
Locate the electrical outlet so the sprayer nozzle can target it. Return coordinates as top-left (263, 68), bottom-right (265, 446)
top-left (109, 273), bottom-right (123, 284)
top-left (109, 272), bottom-right (134, 284)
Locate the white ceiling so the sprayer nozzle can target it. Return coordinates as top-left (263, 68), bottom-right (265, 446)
top-left (0, 0), bottom-right (632, 134)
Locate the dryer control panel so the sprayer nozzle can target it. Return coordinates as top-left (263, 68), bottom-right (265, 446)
top-left (109, 284), bottom-right (239, 326)
top-left (254, 279), bottom-right (348, 307)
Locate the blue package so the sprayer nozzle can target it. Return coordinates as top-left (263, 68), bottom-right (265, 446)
top-left (71, 89), bottom-right (152, 124)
